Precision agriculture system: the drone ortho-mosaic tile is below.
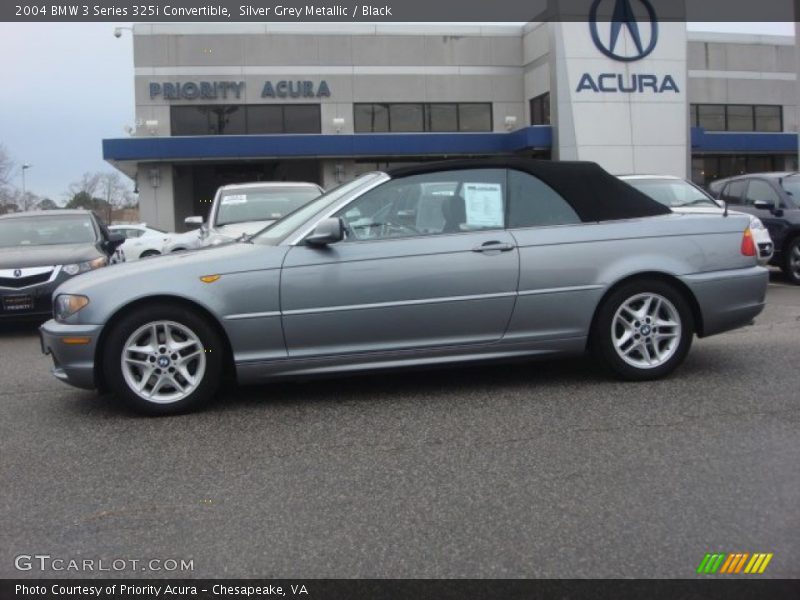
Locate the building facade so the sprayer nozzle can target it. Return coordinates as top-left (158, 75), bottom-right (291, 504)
top-left (104, 21), bottom-right (800, 232)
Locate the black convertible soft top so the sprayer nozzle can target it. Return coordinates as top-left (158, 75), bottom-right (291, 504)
top-left (387, 157), bottom-right (671, 223)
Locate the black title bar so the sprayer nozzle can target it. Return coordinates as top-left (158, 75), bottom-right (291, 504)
top-left (4, 580), bottom-right (800, 600)
top-left (1, 0), bottom-right (799, 22)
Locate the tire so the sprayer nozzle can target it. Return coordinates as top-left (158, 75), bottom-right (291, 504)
top-left (139, 250), bottom-right (161, 259)
top-left (591, 279), bottom-right (694, 381)
top-left (782, 237), bottom-right (800, 285)
top-left (103, 303), bottom-right (223, 415)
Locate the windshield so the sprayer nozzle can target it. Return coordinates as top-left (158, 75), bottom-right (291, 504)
top-left (0, 215), bottom-right (97, 248)
top-left (216, 186), bottom-right (322, 226)
top-left (253, 173), bottom-right (388, 245)
top-left (624, 178), bottom-right (718, 208)
top-left (780, 176), bottom-right (800, 205)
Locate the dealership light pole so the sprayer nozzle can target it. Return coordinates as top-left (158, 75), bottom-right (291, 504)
top-left (21, 163), bottom-right (32, 198)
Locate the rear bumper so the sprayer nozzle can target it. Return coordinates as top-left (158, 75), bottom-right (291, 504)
top-left (39, 320), bottom-right (102, 390)
top-left (680, 266), bottom-right (768, 337)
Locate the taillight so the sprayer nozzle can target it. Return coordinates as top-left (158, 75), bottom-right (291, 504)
top-left (741, 227), bottom-right (756, 257)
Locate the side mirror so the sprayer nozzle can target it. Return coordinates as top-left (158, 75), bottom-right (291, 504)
top-left (752, 200), bottom-right (775, 211)
top-left (104, 232), bottom-right (125, 254)
top-left (305, 217), bottom-right (344, 247)
top-left (185, 216), bottom-right (204, 229)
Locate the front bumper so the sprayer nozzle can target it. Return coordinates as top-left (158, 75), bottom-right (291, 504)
top-left (39, 320), bottom-right (102, 390)
top-left (0, 280), bottom-right (61, 319)
top-left (681, 265), bottom-right (768, 338)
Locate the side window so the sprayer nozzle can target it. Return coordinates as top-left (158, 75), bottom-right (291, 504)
top-left (335, 169), bottom-right (506, 241)
top-left (507, 169), bottom-right (581, 228)
top-left (721, 180), bottom-right (747, 204)
top-left (744, 180), bottom-right (780, 207)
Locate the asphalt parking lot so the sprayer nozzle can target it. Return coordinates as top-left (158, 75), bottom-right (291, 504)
top-left (1, 273), bottom-right (798, 579)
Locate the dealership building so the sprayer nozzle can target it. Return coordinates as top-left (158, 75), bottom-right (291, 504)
top-left (103, 20), bottom-right (800, 232)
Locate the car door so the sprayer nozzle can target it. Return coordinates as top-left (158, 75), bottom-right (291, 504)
top-left (501, 169), bottom-right (599, 342)
top-left (280, 168), bottom-right (520, 358)
top-left (743, 178), bottom-right (788, 246)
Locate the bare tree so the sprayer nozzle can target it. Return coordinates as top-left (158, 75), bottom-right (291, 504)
top-left (96, 172), bottom-right (130, 222)
top-left (0, 144), bottom-right (13, 188)
top-left (16, 190), bottom-right (40, 212)
top-left (66, 172), bottom-right (101, 200)
top-left (0, 144), bottom-right (15, 209)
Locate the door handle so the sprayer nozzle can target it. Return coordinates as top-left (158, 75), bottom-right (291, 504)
top-left (472, 240), bottom-right (515, 253)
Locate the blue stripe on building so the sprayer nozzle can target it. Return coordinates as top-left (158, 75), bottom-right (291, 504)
top-left (102, 126), bottom-right (554, 162)
top-left (691, 127), bottom-right (798, 153)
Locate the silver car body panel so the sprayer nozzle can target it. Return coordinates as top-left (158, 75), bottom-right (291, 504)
top-left (40, 170), bottom-right (768, 391)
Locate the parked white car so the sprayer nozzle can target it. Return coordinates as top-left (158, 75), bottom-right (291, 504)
top-left (109, 224), bottom-right (172, 261)
top-left (619, 175), bottom-right (774, 265)
top-left (161, 228), bottom-right (204, 254)
top-left (184, 181), bottom-right (324, 249)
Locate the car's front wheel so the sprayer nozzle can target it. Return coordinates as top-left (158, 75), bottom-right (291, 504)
top-left (782, 237), bottom-right (800, 285)
top-left (592, 279), bottom-right (694, 380)
top-left (103, 303), bottom-right (223, 415)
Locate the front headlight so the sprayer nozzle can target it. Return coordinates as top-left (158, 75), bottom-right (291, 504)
top-left (749, 216), bottom-right (766, 231)
top-left (63, 256), bottom-right (108, 276)
top-left (54, 294), bottom-right (90, 321)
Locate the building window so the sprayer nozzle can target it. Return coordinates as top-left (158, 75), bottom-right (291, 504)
top-left (529, 92), bottom-right (550, 126)
top-left (354, 104), bottom-right (389, 133)
top-left (690, 154), bottom-right (789, 187)
top-left (426, 104), bottom-right (458, 132)
top-left (691, 104), bottom-right (783, 133)
top-left (726, 105), bottom-right (754, 131)
top-left (389, 104), bottom-right (424, 132)
top-left (754, 106), bottom-right (782, 132)
top-left (170, 104), bottom-right (321, 135)
top-left (696, 105), bottom-right (726, 131)
top-left (458, 103), bottom-right (492, 132)
top-left (353, 103), bottom-right (493, 133)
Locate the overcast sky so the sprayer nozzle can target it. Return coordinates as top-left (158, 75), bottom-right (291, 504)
top-left (0, 22), bottom-right (794, 202)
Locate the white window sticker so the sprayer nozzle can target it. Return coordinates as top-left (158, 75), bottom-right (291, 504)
top-left (463, 183), bottom-right (503, 228)
top-left (221, 194), bottom-right (247, 205)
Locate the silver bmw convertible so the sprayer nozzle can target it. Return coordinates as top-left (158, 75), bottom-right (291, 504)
top-left (40, 159), bottom-right (768, 414)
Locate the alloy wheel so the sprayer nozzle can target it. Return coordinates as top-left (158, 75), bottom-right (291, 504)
top-left (611, 293), bottom-right (682, 369)
top-left (120, 320), bottom-right (206, 404)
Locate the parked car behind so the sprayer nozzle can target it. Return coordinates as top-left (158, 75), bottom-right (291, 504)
top-left (109, 224), bottom-right (172, 261)
top-left (0, 210), bottom-right (123, 320)
top-left (41, 158), bottom-right (768, 415)
top-left (161, 229), bottom-right (203, 254)
top-left (181, 181), bottom-right (324, 250)
top-left (619, 175), bottom-right (774, 265)
top-left (708, 172), bottom-right (800, 284)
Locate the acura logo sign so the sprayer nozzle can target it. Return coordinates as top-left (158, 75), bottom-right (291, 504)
top-left (13, 269), bottom-right (22, 278)
top-left (589, 0), bottom-right (658, 62)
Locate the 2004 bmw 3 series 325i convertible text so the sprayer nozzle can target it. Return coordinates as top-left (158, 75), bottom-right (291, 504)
top-left (40, 159), bottom-right (768, 415)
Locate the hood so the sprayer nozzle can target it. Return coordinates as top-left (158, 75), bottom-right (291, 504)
top-left (0, 243), bottom-right (104, 269)
top-left (212, 221), bottom-right (276, 239)
top-left (56, 240), bottom-right (288, 297)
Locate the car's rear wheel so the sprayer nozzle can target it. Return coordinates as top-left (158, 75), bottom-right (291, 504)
top-left (592, 279), bottom-right (694, 380)
top-left (782, 237), bottom-right (800, 285)
top-left (140, 250), bottom-right (161, 259)
top-left (103, 304), bottom-right (222, 415)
